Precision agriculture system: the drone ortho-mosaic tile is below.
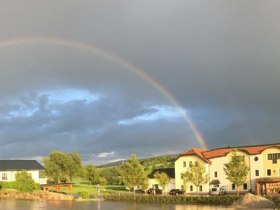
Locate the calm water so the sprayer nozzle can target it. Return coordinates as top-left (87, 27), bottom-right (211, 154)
top-left (0, 200), bottom-right (274, 210)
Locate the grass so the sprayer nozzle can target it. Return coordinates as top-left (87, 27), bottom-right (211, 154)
top-left (71, 184), bottom-right (128, 197)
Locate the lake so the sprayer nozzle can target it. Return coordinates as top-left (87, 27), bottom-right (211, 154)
top-left (0, 200), bottom-right (252, 210)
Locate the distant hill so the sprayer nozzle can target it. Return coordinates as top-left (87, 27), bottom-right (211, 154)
top-left (98, 154), bottom-right (179, 173)
top-left (97, 160), bottom-right (125, 168)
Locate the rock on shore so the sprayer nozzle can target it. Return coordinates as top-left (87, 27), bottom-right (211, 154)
top-left (231, 193), bottom-right (276, 209)
top-left (0, 191), bottom-right (74, 200)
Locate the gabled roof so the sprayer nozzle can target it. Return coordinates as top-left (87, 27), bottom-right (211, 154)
top-left (239, 145), bottom-right (280, 155)
top-left (179, 143), bottom-right (280, 161)
top-left (148, 168), bottom-right (175, 179)
top-left (202, 148), bottom-right (232, 159)
top-left (0, 160), bottom-right (45, 171)
top-left (180, 148), bottom-right (210, 163)
top-left (203, 144), bottom-right (280, 159)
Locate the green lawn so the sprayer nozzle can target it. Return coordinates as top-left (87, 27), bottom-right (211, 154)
top-left (71, 184), bottom-right (128, 196)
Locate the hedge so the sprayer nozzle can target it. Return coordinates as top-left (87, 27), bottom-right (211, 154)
top-left (103, 193), bottom-right (240, 205)
top-left (266, 196), bottom-right (280, 207)
top-left (104, 193), bottom-right (280, 207)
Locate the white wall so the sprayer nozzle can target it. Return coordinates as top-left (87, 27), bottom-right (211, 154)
top-left (0, 170), bottom-right (41, 183)
top-left (209, 150), bottom-right (251, 193)
top-left (175, 155), bottom-right (209, 193)
top-left (249, 154), bottom-right (263, 191)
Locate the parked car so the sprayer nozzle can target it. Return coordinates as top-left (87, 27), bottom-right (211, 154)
top-left (147, 188), bottom-right (163, 194)
top-left (210, 187), bottom-right (226, 195)
top-left (169, 189), bottom-right (185, 195)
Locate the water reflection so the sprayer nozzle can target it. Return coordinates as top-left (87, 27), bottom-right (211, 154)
top-left (0, 200), bottom-right (275, 210)
top-left (175, 204), bottom-right (233, 210)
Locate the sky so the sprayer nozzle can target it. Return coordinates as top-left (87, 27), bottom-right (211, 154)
top-left (0, 1), bottom-right (280, 165)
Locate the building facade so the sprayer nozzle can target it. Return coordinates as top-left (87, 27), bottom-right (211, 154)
top-left (0, 160), bottom-right (45, 184)
top-left (175, 143), bottom-right (280, 195)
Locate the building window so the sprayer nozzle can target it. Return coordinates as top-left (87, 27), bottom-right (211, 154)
top-left (232, 184), bottom-right (236, 190)
top-left (255, 170), bottom-right (259, 176)
top-left (2, 173), bottom-right (7, 180)
top-left (214, 171), bottom-right (218, 178)
top-left (183, 161), bottom-right (186, 167)
top-left (243, 183), bottom-right (247, 190)
top-left (189, 161), bottom-right (192, 167)
top-left (199, 185), bottom-right (202, 191)
top-left (190, 185), bottom-right (193, 192)
top-left (267, 169), bottom-right (271, 176)
top-left (254, 156), bottom-right (258, 161)
top-left (268, 153), bottom-right (280, 164)
top-left (268, 154), bottom-right (272, 160)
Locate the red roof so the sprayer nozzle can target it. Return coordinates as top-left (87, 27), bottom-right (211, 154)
top-left (180, 148), bottom-right (210, 163)
top-left (203, 148), bottom-right (232, 159)
top-left (180, 143), bottom-right (280, 161)
top-left (239, 145), bottom-right (280, 155)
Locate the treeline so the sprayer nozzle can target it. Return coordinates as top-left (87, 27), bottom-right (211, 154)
top-left (43, 151), bottom-right (174, 186)
top-left (43, 151), bottom-right (119, 185)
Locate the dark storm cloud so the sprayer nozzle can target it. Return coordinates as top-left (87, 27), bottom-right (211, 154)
top-left (0, 0), bottom-right (279, 164)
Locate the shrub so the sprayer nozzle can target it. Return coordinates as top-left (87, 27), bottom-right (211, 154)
top-left (0, 181), bottom-right (15, 189)
top-left (79, 191), bottom-right (90, 199)
top-left (103, 193), bottom-right (240, 205)
top-left (14, 171), bottom-right (39, 192)
top-left (266, 196), bottom-right (280, 207)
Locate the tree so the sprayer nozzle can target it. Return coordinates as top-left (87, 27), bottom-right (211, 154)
top-left (154, 172), bottom-right (170, 193)
top-left (14, 170), bottom-right (38, 192)
top-left (181, 161), bottom-right (208, 193)
top-left (119, 154), bottom-right (148, 196)
top-left (224, 149), bottom-right (249, 196)
top-left (44, 151), bottom-right (66, 183)
top-left (99, 167), bottom-right (120, 185)
top-left (98, 177), bottom-right (108, 186)
top-left (84, 164), bottom-right (98, 186)
top-left (44, 151), bottom-right (82, 183)
top-left (66, 152), bottom-right (83, 182)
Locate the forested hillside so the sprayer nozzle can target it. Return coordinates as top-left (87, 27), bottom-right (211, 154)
top-left (99, 154), bottom-right (178, 171)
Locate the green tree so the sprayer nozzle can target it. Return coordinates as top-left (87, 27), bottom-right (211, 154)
top-left (154, 172), bottom-right (170, 193)
top-left (119, 154), bottom-right (148, 196)
top-left (84, 164), bottom-right (97, 186)
top-left (98, 177), bottom-right (108, 186)
top-left (44, 151), bottom-right (82, 183)
top-left (44, 151), bottom-right (65, 183)
top-left (181, 161), bottom-right (208, 193)
top-left (14, 170), bottom-right (38, 192)
top-left (66, 152), bottom-right (83, 182)
top-left (224, 149), bottom-right (249, 196)
top-left (99, 167), bottom-right (120, 185)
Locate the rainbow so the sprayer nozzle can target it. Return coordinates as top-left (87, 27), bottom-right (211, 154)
top-left (0, 37), bottom-right (208, 149)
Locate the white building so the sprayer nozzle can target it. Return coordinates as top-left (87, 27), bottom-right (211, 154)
top-left (175, 143), bottom-right (280, 195)
top-left (0, 160), bottom-right (45, 184)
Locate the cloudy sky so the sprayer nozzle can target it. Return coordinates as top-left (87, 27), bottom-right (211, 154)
top-left (0, 1), bottom-right (279, 164)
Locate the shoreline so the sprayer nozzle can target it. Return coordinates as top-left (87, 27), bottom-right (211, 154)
top-left (0, 191), bottom-right (279, 208)
top-left (0, 191), bottom-right (74, 201)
